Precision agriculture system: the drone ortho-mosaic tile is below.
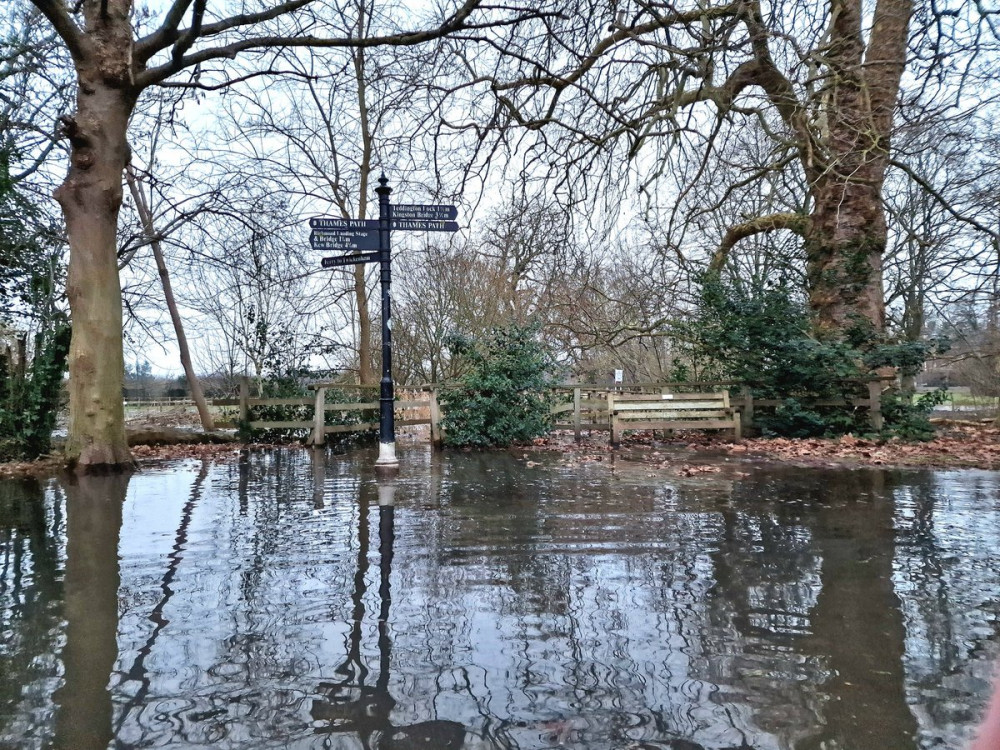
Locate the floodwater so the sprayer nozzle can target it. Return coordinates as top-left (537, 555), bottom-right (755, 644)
top-left (1, 448), bottom-right (998, 749)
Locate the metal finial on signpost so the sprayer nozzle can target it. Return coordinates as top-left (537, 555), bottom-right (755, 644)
top-left (374, 175), bottom-right (398, 469)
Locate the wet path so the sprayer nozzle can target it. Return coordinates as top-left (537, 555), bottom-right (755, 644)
top-left (1, 448), bottom-right (998, 748)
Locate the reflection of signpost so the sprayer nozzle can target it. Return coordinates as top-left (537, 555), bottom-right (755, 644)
top-left (311, 182), bottom-right (460, 469)
top-left (311, 482), bottom-right (466, 749)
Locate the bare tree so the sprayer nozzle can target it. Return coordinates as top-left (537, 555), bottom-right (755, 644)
top-left (29, 0), bottom-right (542, 468)
top-left (456, 0), bottom-right (1000, 343)
top-left (211, 30), bottom-right (448, 384)
top-left (177, 186), bottom-right (351, 388)
top-left (124, 165), bottom-right (215, 430)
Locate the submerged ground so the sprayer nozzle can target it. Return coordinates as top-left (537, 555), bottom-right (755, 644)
top-left (1, 446), bottom-right (998, 749)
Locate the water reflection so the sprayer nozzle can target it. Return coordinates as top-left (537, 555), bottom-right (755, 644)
top-left (311, 478), bottom-right (466, 749)
top-left (710, 471), bottom-right (917, 749)
top-left (53, 474), bottom-right (128, 749)
top-left (0, 479), bottom-right (64, 748)
top-left (0, 450), bottom-right (998, 749)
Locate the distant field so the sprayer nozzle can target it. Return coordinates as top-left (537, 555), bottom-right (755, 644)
top-left (123, 400), bottom-right (237, 428)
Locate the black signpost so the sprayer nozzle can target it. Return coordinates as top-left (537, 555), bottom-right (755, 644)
top-left (388, 219), bottom-right (459, 232)
top-left (311, 177), bottom-right (459, 469)
top-left (375, 177), bottom-right (396, 468)
top-left (312, 234), bottom-right (380, 252)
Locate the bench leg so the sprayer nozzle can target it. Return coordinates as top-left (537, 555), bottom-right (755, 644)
top-left (733, 412), bottom-right (742, 441)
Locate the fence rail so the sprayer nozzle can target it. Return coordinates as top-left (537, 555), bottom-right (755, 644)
top-left (200, 377), bottom-right (890, 445)
top-left (207, 378), bottom-right (440, 445)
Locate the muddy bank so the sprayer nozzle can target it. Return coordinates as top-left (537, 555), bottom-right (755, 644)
top-left (0, 441), bottom-right (275, 479)
top-left (5, 421), bottom-right (999, 479)
top-left (530, 421), bottom-right (1000, 471)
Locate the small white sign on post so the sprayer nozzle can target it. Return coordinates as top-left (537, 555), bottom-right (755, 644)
top-left (614, 369), bottom-right (623, 384)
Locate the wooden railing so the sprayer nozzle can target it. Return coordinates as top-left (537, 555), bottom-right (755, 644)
top-left (209, 378), bottom-right (439, 446)
top-left (206, 377), bottom-right (892, 446)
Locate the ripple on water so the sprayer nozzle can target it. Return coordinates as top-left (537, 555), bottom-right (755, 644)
top-left (0, 451), bottom-right (999, 748)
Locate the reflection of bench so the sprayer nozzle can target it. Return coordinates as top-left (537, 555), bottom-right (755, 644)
top-left (608, 391), bottom-right (741, 446)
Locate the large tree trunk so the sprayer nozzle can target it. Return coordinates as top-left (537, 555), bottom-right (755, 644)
top-left (739, 0), bottom-right (912, 340)
top-left (799, 0), bottom-right (911, 338)
top-left (56, 5), bottom-right (137, 469)
top-left (806, 173), bottom-right (888, 337)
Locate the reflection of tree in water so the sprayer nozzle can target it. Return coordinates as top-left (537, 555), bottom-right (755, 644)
top-left (3, 451), bottom-right (999, 749)
top-left (704, 479), bottom-right (828, 747)
top-left (0, 479), bottom-right (65, 746)
top-left (708, 469), bottom-right (918, 749)
top-left (113, 462), bottom-right (208, 738)
top-left (894, 473), bottom-right (1000, 746)
top-left (121, 450), bottom-right (340, 745)
top-left (311, 480), bottom-right (466, 749)
top-left (412, 455), bottom-right (762, 749)
top-left (55, 472), bottom-right (130, 750)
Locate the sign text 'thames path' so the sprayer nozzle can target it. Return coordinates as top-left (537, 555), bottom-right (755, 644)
top-left (310, 216), bottom-right (458, 233)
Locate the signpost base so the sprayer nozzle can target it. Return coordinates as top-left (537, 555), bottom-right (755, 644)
top-left (375, 441), bottom-right (399, 469)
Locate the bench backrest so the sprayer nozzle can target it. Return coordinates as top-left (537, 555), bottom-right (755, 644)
top-left (610, 391), bottom-right (730, 419)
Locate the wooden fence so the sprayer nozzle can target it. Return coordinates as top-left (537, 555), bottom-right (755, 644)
top-left (206, 377), bottom-right (890, 446)
top-left (209, 378), bottom-right (445, 447)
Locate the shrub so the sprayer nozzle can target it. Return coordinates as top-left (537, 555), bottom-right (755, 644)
top-left (880, 387), bottom-right (947, 442)
top-left (678, 273), bottom-right (812, 392)
top-left (439, 325), bottom-right (555, 448)
top-left (0, 324), bottom-right (71, 461)
top-left (757, 397), bottom-right (861, 438)
top-left (678, 273), bottom-right (940, 440)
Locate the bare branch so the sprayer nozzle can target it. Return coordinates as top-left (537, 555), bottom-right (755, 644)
top-left (156, 68), bottom-right (317, 91)
top-left (889, 157), bottom-right (998, 239)
top-left (489, 3), bottom-right (742, 93)
top-left (136, 0), bottom-right (490, 88)
top-left (27, 0), bottom-right (85, 60)
top-left (135, 0), bottom-right (313, 64)
top-left (133, 0), bottom-right (196, 62)
top-left (169, 0), bottom-right (206, 66)
top-left (710, 212), bottom-right (811, 272)
top-left (740, 2), bottom-right (814, 165)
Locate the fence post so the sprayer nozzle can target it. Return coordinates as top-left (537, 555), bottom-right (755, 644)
top-left (429, 387), bottom-right (443, 449)
top-left (743, 386), bottom-right (754, 430)
top-left (238, 376), bottom-right (249, 428)
top-left (573, 386), bottom-right (582, 443)
top-left (312, 387), bottom-right (326, 446)
top-left (868, 381), bottom-right (884, 431)
top-left (607, 390), bottom-right (618, 447)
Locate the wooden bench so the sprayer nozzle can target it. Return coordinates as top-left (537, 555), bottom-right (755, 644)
top-left (607, 391), bottom-right (741, 446)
